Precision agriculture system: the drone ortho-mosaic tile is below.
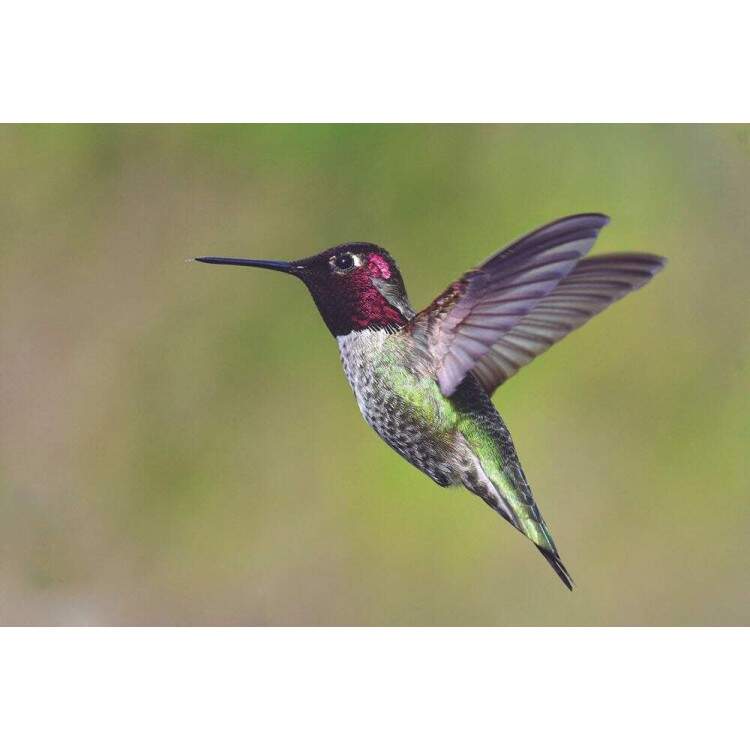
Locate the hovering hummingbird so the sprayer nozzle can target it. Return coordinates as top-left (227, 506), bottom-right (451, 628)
top-left (196, 214), bottom-right (665, 589)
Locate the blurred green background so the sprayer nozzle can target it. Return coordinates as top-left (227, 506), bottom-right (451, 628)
top-left (1, 124), bottom-right (748, 625)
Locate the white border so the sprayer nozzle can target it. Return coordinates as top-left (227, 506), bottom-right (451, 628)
top-left (1, 1), bottom-right (748, 121)
top-left (1, 628), bottom-right (747, 748)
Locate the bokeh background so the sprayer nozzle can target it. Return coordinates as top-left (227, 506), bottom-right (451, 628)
top-left (1, 124), bottom-right (748, 625)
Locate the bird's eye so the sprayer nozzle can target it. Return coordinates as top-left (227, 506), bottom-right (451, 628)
top-left (333, 253), bottom-right (355, 271)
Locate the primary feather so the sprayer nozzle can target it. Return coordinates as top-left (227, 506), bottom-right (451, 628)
top-left (471, 252), bottom-right (667, 394)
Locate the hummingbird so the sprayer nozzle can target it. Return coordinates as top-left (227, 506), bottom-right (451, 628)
top-left (196, 214), bottom-right (665, 589)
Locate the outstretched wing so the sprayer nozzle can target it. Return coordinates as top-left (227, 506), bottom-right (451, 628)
top-left (407, 214), bottom-right (610, 397)
top-left (470, 253), bottom-right (666, 394)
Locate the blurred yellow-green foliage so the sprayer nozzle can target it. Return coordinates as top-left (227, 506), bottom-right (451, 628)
top-left (1, 124), bottom-right (748, 624)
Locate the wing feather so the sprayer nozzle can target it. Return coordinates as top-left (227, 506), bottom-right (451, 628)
top-left (407, 214), bottom-right (611, 396)
top-left (470, 253), bottom-right (666, 393)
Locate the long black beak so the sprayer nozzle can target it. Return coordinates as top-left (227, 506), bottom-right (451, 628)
top-left (194, 257), bottom-right (303, 274)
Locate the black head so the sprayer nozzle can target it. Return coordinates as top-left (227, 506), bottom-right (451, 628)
top-left (195, 242), bottom-right (414, 337)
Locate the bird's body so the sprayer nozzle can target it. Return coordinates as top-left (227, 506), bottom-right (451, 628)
top-left (337, 298), bottom-right (568, 585)
top-left (196, 214), bottom-right (665, 589)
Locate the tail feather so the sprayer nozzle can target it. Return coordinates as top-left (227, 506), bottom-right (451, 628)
top-left (459, 421), bottom-right (575, 591)
top-left (470, 478), bottom-right (575, 591)
top-left (537, 546), bottom-right (574, 591)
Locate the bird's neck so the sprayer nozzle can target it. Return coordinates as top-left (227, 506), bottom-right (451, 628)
top-left (308, 285), bottom-right (410, 337)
